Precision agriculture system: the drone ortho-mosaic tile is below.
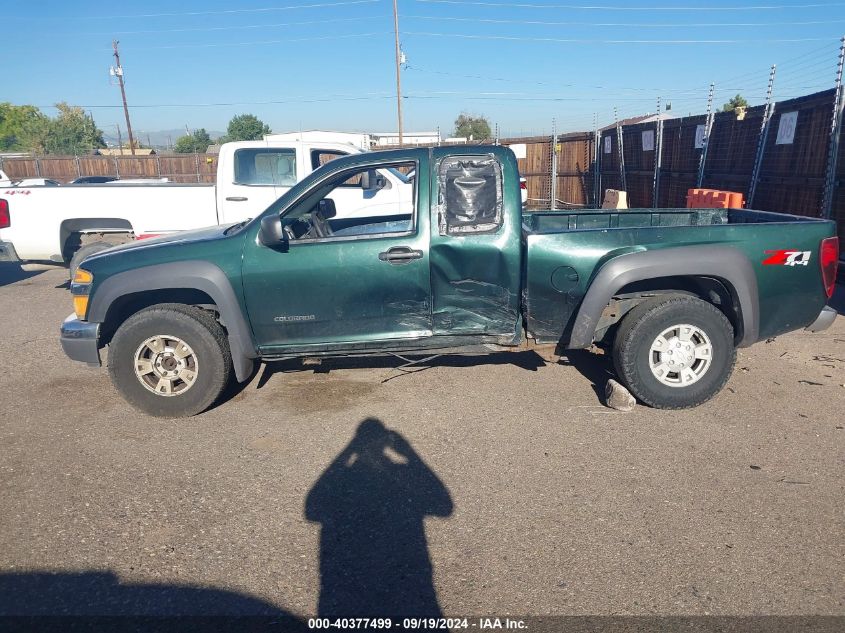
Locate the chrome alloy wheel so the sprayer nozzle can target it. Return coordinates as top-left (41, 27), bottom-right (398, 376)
top-left (648, 324), bottom-right (713, 387)
top-left (133, 335), bottom-right (199, 397)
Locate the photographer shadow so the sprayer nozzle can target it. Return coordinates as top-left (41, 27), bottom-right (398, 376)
top-left (306, 418), bottom-right (453, 618)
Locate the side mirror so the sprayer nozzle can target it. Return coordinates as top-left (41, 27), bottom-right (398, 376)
top-left (317, 198), bottom-right (337, 219)
top-left (360, 169), bottom-right (386, 191)
top-left (258, 214), bottom-right (288, 249)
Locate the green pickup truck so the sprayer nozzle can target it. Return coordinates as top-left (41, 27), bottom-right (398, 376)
top-left (60, 146), bottom-right (839, 417)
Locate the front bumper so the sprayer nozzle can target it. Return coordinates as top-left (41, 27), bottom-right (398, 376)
top-left (0, 240), bottom-right (19, 262)
top-left (60, 313), bottom-right (101, 366)
top-left (805, 306), bottom-right (838, 333)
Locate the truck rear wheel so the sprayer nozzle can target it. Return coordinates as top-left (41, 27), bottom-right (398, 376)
top-left (108, 304), bottom-right (232, 417)
top-left (611, 295), bottom-right (736, 409)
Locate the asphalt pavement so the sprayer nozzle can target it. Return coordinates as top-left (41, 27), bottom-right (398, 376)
top-left (0, 262), bottom-right (843, 623)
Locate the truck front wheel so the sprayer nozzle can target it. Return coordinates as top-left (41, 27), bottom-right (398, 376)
top-left (108, 304), bottom-right (232, 417)
top-left (611, 295), bottom-right (736, 409)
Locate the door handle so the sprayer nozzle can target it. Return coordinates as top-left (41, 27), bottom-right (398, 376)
top-left (226, 196), bottom-right (248, 202)
top-left (378, 246), bottom-right (423, 264)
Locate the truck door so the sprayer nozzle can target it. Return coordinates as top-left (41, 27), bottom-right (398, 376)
top-left (218, 146), bottom-right (297, 222)
top-left (242, 150), bottom-right (432, 350)
top-left (311, 149), bottom-right (409, 220)
top-left (427, 151), bottom-right (522, 342)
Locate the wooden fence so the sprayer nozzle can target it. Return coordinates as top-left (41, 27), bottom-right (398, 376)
top-left (2, 87), bottom-right (844, 248)
top-left (1, 153), bottom-right (218, 184)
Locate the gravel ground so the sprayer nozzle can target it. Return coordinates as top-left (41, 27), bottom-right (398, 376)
top-left (0, 262), bottom-right (843, 622)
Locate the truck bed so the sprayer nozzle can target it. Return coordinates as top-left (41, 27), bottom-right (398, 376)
top-left (522, 207), bottom-right (827, 234)
top-left (521, 207), bottom-right (836, 346)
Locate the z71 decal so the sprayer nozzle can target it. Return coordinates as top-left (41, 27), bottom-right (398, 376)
top-left (762, 249), bottom-right (812, 266)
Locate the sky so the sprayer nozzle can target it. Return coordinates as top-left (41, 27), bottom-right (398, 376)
top-left (6, 0), bottom-right (845, 141)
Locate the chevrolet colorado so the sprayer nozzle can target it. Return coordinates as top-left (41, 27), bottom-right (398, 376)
top-left (60, 146), bottom-right (839, 417)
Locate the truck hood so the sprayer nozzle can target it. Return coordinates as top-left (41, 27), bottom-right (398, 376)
top-left (92, 224), bottom-right (232, 257)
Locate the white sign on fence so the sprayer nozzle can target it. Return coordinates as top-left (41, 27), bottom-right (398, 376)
top-left (694, 124), bottom-right (706, 149)
top-left (776, 111), bottom-right (798, 145)
top-left (604, 135), bottom-right (612, 154)
top-left (507, 143), bottom-right (527, 159)
top-left (642, 130), bottom-right (655, 152)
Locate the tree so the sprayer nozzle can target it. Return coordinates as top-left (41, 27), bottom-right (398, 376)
top-left (722, 94), bottom-right (749, 112)
top-left (219, 114), bottom-right (271, 143)
top-left (0, 103), bottom-right (47, 152)
top-left (40, 103), bottom-right (106, 155)
top-left (173, 128), bottom-right (212, 153)
top-left (453, 113), bottom-right (492, 140)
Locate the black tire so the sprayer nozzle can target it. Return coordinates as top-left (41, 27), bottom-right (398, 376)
top-left (69, 242), bottom-right (112, 280)
top-left (611, 295), bottom-right (736, 409)
top-left (108, 304), bottom-right (232, 417)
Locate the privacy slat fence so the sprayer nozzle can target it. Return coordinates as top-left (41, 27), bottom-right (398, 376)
top-left (2, 153), bottom-right (218, 183)
top-left (2, 88), bottom-right (844, 252)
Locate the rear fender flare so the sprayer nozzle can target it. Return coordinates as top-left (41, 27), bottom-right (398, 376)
top-left (87, 261), bottom-right (256, 381)
top-left (60, 218), bottom-right (134, 259)
top-left (567, 245), bottom-right (759, 349)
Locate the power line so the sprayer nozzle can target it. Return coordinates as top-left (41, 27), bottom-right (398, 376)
top-left (98, 16), bottom-right (388, 36)
top-left (405, 64), bottom-right (715, 93)
top-left (10, 0), bottom-right (381, 20)
top-left (414, 0), bottom-right (845, 10)
top-left (714, 43), bottom-right (835, 86)
top-left (114, 31), bottom-right (389, 51)
top-left (37, 93), bottom-right (397, 109)
top-left (402, 31), bottom-right (838, 44)
top-left (404, 14), bottom-right (845, 27)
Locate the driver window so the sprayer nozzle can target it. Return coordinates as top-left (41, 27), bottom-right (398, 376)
top-left (286, 160), bottom-right (416, 241)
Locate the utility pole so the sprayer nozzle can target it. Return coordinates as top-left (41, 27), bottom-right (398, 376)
top-left (111, 40), bottom-right (136, 155)
top-left (392, 0), bottom-right (404, 145)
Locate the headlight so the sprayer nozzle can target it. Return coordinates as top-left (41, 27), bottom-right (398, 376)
top-left (71, 268), bottom-right (93, 319)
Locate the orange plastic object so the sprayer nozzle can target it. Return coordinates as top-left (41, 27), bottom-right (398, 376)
top-left (686, 188), bottom-right (745, 209)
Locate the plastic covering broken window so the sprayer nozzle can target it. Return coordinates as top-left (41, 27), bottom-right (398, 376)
top-left (437, 156), bottom-right (503, 235)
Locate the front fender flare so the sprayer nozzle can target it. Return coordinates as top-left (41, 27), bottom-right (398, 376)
top-left (87, 261), bottom-right (256, 381)
top-left (567, 245), bottom-right (760, 349)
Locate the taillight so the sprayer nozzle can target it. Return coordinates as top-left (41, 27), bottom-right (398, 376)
top-left (520, 179), bottom-right (527, 190)
top-left (0, 199), bottom-right (8, 229)
top-left (820, 236), bottom-right (839, 299)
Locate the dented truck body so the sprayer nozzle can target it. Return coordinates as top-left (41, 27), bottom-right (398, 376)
top-left (61, 145), bottom-right (839, 414)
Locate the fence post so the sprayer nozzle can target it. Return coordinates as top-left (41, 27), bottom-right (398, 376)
top-left (748, 65), bottom-right (778, 209)
top-left (113, 156), bottom-right (120, 178)
top-left (696, 83), bottom-right (716, 188)
top-left (652, 97), bottom-right (664, 209)
top-left (156, 156), bottom-right (162, 179)
top-left (195, 153), bottom-right (201, 183)
top-left (74, 155), bottom-right (81, 179)
top-left (822, 36), bottom-right (845, 219)
top-left (614, 107), bottom-right (627, 192)
top-left (34, 157), bottom-right (42, 178)
top-left (550, 118), bottom-right (558, 210)
top-left (593, 113), bottom-right (601, 207)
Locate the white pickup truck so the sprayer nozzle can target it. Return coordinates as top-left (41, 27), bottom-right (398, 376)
top-left (0, 136), bottom-right (412, 272)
